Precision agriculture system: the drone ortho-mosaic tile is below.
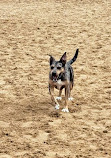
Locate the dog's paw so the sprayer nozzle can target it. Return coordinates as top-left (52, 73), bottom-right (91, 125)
top-left (55, 104), bottom-right (60, 110)
top-left (68, 97), bottom-right (74, 101)
top-left (62, 108), bottom-right (69, 113)
top-left (56, 97), bottom-right (62, 100)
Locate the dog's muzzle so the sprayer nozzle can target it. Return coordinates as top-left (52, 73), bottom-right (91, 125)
top-left (52, 72), bottom-right (62, 82)
top-left (52, 72), bottom-right (58, 82)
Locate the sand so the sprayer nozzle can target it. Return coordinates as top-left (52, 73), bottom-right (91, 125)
top-left (0, 0), bottom-right (111, 157)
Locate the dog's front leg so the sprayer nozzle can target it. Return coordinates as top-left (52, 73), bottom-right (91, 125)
top-left (49, 84), bottom-right (60, 110)
top-left (62, 85), bottom-right (70, 112)
top-left (56, 89), bottom-right (62, 100)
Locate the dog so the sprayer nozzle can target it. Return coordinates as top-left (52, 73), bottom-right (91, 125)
top-left (49, 49), bottom-right (79, 112)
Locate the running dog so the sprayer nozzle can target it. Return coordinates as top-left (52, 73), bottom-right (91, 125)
top-left (49, 49), bottom-right (79, 112)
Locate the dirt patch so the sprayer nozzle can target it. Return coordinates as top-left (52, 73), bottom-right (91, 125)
top-left (0, 0), bottom-right (111, 157)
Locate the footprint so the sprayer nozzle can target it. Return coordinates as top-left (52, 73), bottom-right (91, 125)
top-left (14, 151), bottom-right (27, 157)
top-left (49, 119), bottom-right (62, 127)
top-left (0, 121), bottom-right (10, 128)
top-left (49, 111), bottom-right (61, 118)
top-left (20, 121), bottom-right (33, 128)
top-left (23, 130), bottom-right (49, 143)
top-left (0, 154), bottom-right (12, 158)
top-left (55, 131), bottom-right (68, 141)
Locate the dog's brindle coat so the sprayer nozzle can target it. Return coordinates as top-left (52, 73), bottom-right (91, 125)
top-left (49, 49), bottom-right (79, 112)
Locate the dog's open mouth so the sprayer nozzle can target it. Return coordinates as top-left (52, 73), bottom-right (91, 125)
top-left (52, 76), bottom-right (58, 82)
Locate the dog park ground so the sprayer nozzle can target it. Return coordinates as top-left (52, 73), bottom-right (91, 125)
top-left (0, 0), bottom-right (111, 157)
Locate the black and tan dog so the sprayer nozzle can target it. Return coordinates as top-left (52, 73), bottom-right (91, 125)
top-left (49, 49), bottom-right (79, 112)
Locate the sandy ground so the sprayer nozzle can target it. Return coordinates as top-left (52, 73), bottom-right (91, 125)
top-left (0, 0), bottom-right (111, 157)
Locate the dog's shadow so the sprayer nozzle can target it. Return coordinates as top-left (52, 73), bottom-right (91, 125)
top-left (21, 94), bottom-right (81, 121)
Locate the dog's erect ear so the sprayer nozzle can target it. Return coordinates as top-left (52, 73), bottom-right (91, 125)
top-left (49, 55), bottom-right (55, 65)
top-left (60, 52), bottom-right (67, 65)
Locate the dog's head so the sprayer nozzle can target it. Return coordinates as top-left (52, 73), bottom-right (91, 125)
top-left (49, 52), bottom-right (66, 82)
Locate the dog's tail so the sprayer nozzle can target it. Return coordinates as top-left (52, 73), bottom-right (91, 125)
top-left (67, 49), bottom-right (79, 65)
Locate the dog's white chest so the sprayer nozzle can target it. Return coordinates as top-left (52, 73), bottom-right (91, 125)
top-left (55, 79), bottom-right (64, 90)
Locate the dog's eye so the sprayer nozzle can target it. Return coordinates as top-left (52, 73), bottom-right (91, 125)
top-left (57, 67), bottom-right (61, 70)
top-left (51, 66), bottom-right (54, 70)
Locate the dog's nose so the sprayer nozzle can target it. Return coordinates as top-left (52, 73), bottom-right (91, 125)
top-left (52, 72), bottom-right (56, 76)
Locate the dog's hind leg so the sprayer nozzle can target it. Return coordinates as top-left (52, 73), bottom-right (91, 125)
top-left (68, 90), bottom-right (73, 101)
top-left (68, 83), bottom-right (73, 101)
top-left (68, 97), bottom-right (73, 101)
